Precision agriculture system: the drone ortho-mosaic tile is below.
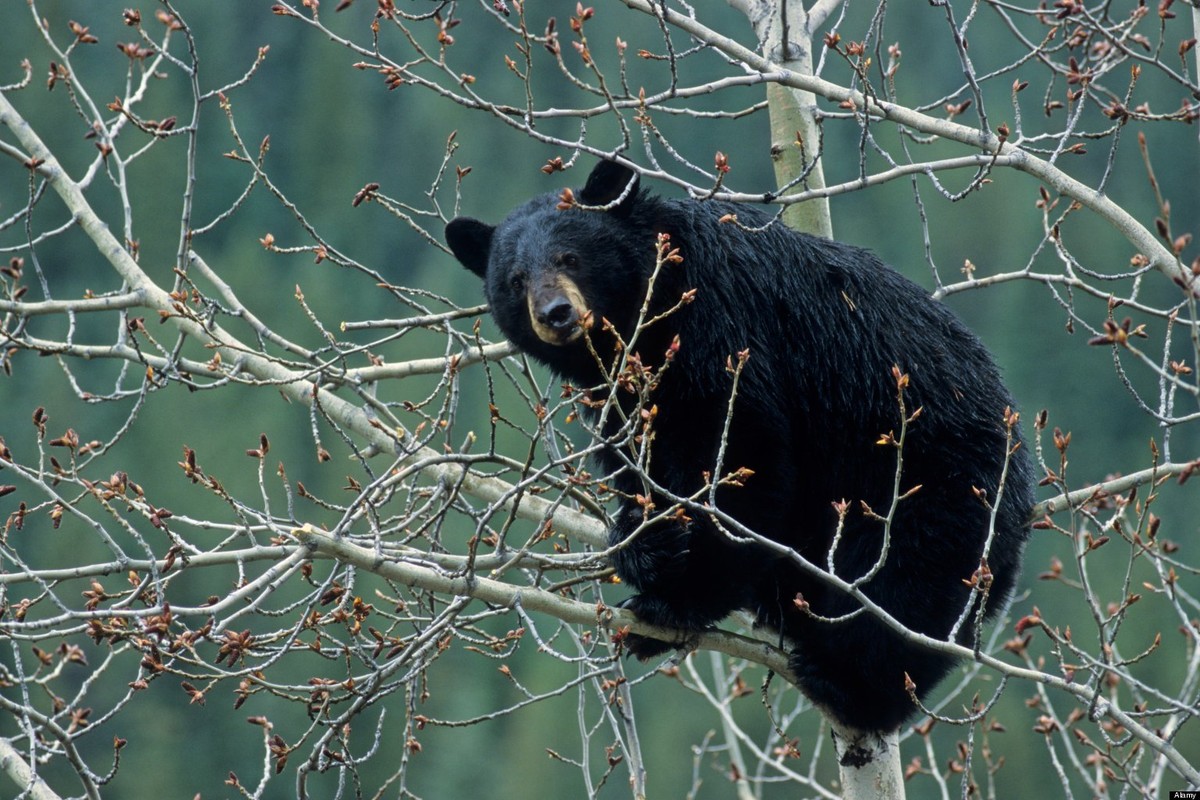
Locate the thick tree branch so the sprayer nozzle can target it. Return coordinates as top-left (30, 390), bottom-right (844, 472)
top-left (1035, 460), bottom-right (1199, 517)
top-left (0, 739), bottom-right (63, 800)
top-left (292, 524), bottom-right (794, 674)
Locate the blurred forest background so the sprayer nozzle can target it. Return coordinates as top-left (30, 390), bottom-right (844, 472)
top-left (1, 1), bottom-right (1198, 798)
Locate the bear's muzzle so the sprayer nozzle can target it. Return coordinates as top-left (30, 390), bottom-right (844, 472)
top-left (528, 274), bottom-right (591, 346)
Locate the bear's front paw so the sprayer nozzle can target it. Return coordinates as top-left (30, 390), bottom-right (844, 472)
top-left (617, 593), bottom-right (703, 661)
top-left (608, 510), bottom-right (691, 592)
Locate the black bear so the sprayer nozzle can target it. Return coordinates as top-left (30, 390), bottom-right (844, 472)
top-left (445, 160), bottom-right (1034, 733)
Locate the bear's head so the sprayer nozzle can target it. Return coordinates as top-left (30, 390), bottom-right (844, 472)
top-left (445, 161), bottom-right (656, 381)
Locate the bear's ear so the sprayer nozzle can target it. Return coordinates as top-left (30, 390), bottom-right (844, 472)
top-left (445, 218), bottom-right (495, 278)
top-left (578, 160), bottom-right (640, 218)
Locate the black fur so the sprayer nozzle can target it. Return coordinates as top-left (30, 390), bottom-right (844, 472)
top-left (445, 161), bottom-right (1034, 733)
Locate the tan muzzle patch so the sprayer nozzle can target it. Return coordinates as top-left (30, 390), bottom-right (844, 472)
top-left (528, 274), bottom-right (591, 346)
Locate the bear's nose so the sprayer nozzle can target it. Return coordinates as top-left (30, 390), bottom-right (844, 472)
top-left (537, 297), bottom-right (578, 331)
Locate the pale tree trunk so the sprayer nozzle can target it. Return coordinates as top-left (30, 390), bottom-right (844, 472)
top-left (730, 2), bottom-right (905, 798)
top-left (831, 725), bottom-right (905, 800)
top-left (731, 0), bottom-right (835, 238)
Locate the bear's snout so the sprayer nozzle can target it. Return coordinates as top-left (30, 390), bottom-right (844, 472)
top-left (537, 296), bottom-right (577, 331)
top-left (527, 275), bottom-right (590, 346)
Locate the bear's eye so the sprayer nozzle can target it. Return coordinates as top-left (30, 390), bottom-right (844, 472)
top-left (509, 274), bottom-right (525, 292)
top-left (560, 253), bottom-right (579, 269)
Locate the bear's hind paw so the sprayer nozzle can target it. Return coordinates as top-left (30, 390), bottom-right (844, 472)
top-left (616, 593), bottom-right (706, 660)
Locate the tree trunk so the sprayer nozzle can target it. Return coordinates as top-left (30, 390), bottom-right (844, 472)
top-left (831, 725), bottom-right (905, 800)
top-left (733, 2), bottom-right (904, 796)
top-left (741, 0), bottom-right (833, 237)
